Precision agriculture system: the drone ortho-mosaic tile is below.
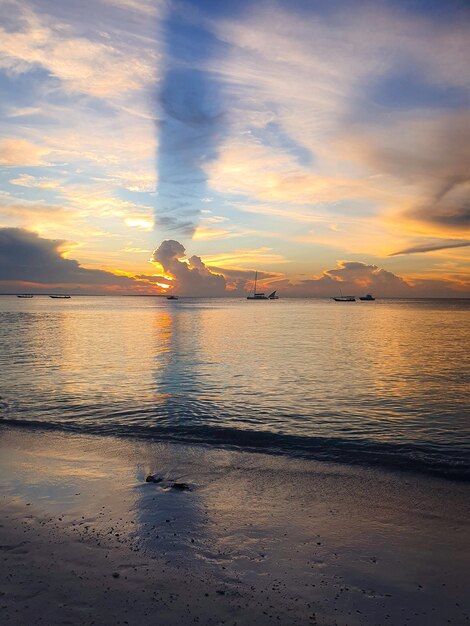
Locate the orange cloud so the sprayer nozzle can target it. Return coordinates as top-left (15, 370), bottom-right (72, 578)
top-left (0, 138), bottom-right (51, 166)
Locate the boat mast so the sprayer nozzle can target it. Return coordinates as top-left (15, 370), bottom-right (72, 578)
top-left (253, 271), bottom-right (258, 295)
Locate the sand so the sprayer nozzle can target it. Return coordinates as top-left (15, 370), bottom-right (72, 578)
top-left (0, 427), bottom-right (469, 625)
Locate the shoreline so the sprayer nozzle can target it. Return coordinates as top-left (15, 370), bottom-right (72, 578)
top-left (1, 420), bottom-right (468, 483)
top-left (1, 426), bottom-right (469, 625)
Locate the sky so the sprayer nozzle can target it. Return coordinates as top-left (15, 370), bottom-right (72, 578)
top-left (0, 0), bottom-right (469, 296)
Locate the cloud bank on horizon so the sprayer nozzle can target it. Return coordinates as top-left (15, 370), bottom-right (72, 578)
top-left (1, 228), bottom-right (466, 297)
top-left (0, 0), bottom-right (469, 296)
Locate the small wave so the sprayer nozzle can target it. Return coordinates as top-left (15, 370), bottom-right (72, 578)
top-left (0, 416), bottom-right (469, 482)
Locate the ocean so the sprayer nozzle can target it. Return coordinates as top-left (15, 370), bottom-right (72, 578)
top-left (1, 295), bottom-right (469, 479)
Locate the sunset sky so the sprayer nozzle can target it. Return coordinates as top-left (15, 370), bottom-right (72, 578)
top-left (0, 0), bottom-right (469, 296)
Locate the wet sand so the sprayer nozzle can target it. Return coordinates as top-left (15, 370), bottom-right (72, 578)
top-left (0, 427), bottom-right (469, 625)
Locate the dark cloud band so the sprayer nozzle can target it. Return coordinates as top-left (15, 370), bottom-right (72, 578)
top-left (390, 239), bottom-right (470, 256)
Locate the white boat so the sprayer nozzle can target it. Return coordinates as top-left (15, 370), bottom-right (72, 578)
top-left (247, 271), bottom-right (268, 300)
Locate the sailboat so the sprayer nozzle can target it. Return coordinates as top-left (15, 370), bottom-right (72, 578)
top-left (247, 271), bottom-right (268, 300)
top-left (332, 287), bottom-right (355, 302)
top-left (268, 291), bottom-right (279, 300)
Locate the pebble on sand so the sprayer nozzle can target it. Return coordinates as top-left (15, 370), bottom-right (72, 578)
top-left (172, 482), bottom-right (190, 491)
top-left (145, 475), bottom-right (163, 483)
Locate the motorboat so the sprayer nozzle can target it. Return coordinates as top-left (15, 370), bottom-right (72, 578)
top-left (50, 295), bottom-right (71, 299)
top-left (359, 294), bottom-right (375, 301)
top-left (17, 294), bottom-right (33, 298)
top-left (166, 295), bottom-right (179, 300)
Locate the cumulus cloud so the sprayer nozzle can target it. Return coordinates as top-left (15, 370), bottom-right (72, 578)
top-left (149, 240), bottom-right (285, 294)
top-left (151, 240), bottom-right (227, 296)
top-left (150, 241), bottom-right (448, 297)
top-left (326, 261), bottom-right (409, 290)
top-left (0, 227), bottom-right (154, 293)
top-left (271, 261), bottom-right (412, 297)
top-left (267, 260), bottom-right (469, 297)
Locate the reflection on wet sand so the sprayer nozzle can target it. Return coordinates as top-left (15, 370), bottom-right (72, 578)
top-left (1, 428), bottom-right (469, 626)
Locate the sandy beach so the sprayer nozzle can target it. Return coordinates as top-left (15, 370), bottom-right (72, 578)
top-left (1, 427), bottom-right (469, 626)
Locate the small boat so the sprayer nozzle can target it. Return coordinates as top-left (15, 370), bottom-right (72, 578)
top-left (333, 296), bottom-right (356, 302)
top-left (359, 294), bottom-right (375, 301)
top-left (50, 295), bottom-right (71, 299)
top-left (247, 271), bottom-right (268, 300)
top-left (166, 295), bottom-right (179, 300)
top-left (268, 290), bottom-right (279, 300)
top-left (332, 288), bottom-right (355, 302)
top-left (17, 294), bottom-right (33, 298)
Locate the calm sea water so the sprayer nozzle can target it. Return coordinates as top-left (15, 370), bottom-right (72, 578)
top-left (0, 296), bottom-right (469, 478)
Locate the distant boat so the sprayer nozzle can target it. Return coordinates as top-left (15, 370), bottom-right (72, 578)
top-left (268, 290), bottom-right (279, 300)
top-left (17, 294), bottom-right (33, 298)
top-left (359, 294), bottom-right (375, 301)
top-left (50, 295), bottom-right (71, 299)
top-left (247, 271), bottom-right (268, 300)
top-left (332, 287), bottom-right (355, 302)
top-left (333, 296), bottom-right (356, 302)
top-left (166, 295), bottom-right (179, 300)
